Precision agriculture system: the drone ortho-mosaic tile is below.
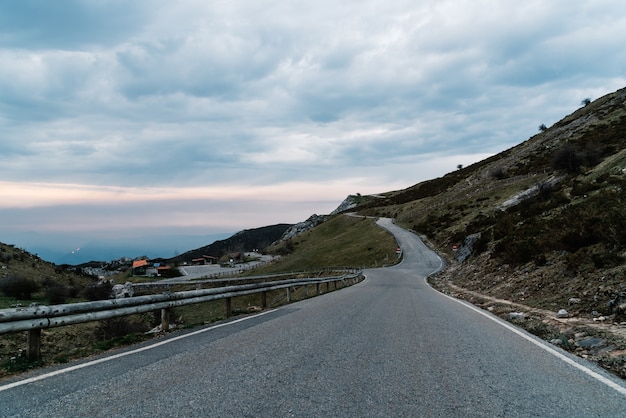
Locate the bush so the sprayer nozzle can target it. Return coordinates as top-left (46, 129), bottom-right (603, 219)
top-left (45, 285), bottom-right (70, 305)
top-left (552, 143), bottom-right (602, 173)
top-left (0, 275), bottom-right (40, 299)
top-left (473, 235), bottom-right (490, 256)
top-left (82, 281), bottom-right (113, 301)
top-left (552, 144), bottom-right (586, 172)
top-left (491, 166), bottom-right (508, 180)
top-left (95, 317), bottom-right (148, 341)
top-left (493, 238), bottom-right (538, 265)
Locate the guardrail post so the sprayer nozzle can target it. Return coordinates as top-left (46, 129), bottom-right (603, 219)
top-left (225, 297), bottom-right (232, 317)
top-left (0, 268), bottom-right (364, 345)
top-left (27, 329), bottom-right (42, 362)
top-left (161, 308), bottom-right (170, 332)
top-left (316, 283), bottom-right (321, 295)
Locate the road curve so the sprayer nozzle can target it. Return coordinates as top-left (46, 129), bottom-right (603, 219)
top-left (1, 218), bottom-right (625, 417)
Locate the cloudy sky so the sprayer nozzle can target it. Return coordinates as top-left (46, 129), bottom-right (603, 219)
top-left (1, 0), bottom-right (625, 262)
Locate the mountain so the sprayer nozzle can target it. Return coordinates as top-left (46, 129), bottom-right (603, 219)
top-left (2, 86), bottom-right (626, 377)
top-left (351, 87), bottom-right (626, 308)
top-left (1, 231), bottom-right (234, 265)
top-left (334, 86), bottom-right (626, 376)
top-left (163, 224), bottom-right (292, 264)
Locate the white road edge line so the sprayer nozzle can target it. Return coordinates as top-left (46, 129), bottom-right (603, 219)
top-left (0, 308), bottom-right (278, 392)
top-left (430, 274), bottom-right (626, 396)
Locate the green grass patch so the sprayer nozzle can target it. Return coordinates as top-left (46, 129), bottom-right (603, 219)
top-left (1, 354), bottom-right (44, 374)
top-left (259, 215), bottom-right (398, 273)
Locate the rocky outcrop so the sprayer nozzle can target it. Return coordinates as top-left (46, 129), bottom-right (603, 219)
top-left (456, 233), bottom-right (481, 263)
top-left (111, 282), bottom-right (134, 298)
top-left (330, 194), bottom-right (360, 215)
top-left (281, 214), bottom-right (328, 241)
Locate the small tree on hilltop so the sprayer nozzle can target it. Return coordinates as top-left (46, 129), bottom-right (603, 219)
top-left (538, 123), bottom-right (547, 132)
top-left (581, 98), bottom-right (591, 106)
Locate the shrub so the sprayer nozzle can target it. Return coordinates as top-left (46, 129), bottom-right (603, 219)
top-left (552, 144), bottom-right (586, 172)
top-left (473, 235), bottom-right (490, 256)
top-left (494, 238), bottom-right (538, 264)
top-left (552, 143), bottom-right (602, 173)
top-left (491, 166), bottom-right (508, 180)
top-left (0, 275), bottom-right (40, 299)
top-left (82, 281), bottom-right (113, 301)
top-left (45, 285), bottom-right (70, 305)
top-left (95, 317), bottom-right (148, 341)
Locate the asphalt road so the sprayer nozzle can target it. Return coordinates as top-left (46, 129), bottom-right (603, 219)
top-left (1, 218), bottom-right (625, 417)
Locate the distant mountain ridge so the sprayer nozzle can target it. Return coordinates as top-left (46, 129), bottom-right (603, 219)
top-left (162, 223), bottom-right (292, 264)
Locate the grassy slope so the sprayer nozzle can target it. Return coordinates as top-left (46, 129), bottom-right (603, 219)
top-left (353, 86), bottom-right (626, 316)
top-left (347, 86), bottom-right (626, 378)
top-left (3, 87), bottom-right (626, 378)
top-left (0, 215), bottom-right (397, 377)
top-left (0, 243), bottom-right (94, 309)
top-left (258, 214), bottom-right (398, 272)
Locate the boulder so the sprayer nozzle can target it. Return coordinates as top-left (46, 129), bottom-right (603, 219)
top-left (556, 309), bottom-right (569, 318)
top-left (507, 312), bottom-right (526, 320)
top-left (111, 282), bottom-right (134, 298)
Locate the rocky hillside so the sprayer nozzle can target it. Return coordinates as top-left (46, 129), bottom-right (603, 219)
top-left (164, 223), bottom-right (292, 264)
top-left (344, 86), bottom-right (626, 377)
top-left (0, 243), bottom-right (95, 308)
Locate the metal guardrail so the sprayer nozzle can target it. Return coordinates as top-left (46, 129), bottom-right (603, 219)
top-left (133, 267), bottom-right (361, 290)
top-left (0, 269), bottom-right (364, 361)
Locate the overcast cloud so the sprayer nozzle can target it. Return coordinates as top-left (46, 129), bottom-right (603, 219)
top-left (1, 0), bottom-right (625, 262)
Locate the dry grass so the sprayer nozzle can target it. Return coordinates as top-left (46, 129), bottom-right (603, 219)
top-left (1, 215), bottom-right (384, 379)
top-left (259, 215), bottom-right (398, 272)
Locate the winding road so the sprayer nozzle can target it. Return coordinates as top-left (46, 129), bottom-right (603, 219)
top-left (1, 218), bottom-right (625, 416)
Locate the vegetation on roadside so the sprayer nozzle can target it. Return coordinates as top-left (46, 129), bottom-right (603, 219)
top-left (344, 86), bottom-right (626, 378)
top-left (0, 243), bottom-right (96, 309)
top-left (353, 87), bottom-right (626, 319)
top-left (0, 215), bottom-right (390, 378)
top-left (3, 87), bottom-right (626, 380)
top-left (258, 215), bottom-right (398, 273)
